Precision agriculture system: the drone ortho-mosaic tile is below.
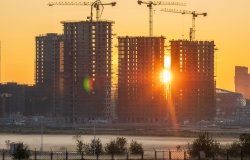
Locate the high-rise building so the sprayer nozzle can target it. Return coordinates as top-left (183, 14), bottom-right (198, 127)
top-left (62, 21), bottom-right (113, 123)
top-left (117, 36), bottom-right (167, 123)
top-left (171, 40), bottom-right (215, 123)
top-left (235, 66), bottom-right (250, 99)
top-left (35, 33), bottom-right (64, 116)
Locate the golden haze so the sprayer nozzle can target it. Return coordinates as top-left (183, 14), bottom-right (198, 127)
top-left (0, 0), bottom-right (250, 91)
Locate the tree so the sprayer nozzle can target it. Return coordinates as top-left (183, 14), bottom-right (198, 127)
top-left (76, 140), bottom-right (84, 154)
top-left (188, 132), bottom-right (220, 158)
top-left (84, 138), bottom-right (103, 155)
top-left (239, 133), bottom-right (250, 149)
top-left (225, 133), bottom-right (250, 157)
top-left (73, 134), bottom-right (84, 154)
top-left (105, 137), bottom-right (127, 154)
top-left (129, 140), bottom-right (143, 155)
top-left (115, 137), bottom-right (127, 154)
top-left (11, 144), bottom-right (30, 160)
top-left (227, 142), bottom-right (241, 157)
top-left (238, 133), bottom-right (250, 156)
top-left (105, 140), bottom-right (117, 154)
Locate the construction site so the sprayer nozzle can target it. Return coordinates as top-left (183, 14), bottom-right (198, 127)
top-left (171, 40), bottom-right (215, 123)
top-left (62, 20), bottom-right (113, 123)
top-left (0, 0), bottom-right (216, 125)
top-left (117, 36), bottom-right (167, 123)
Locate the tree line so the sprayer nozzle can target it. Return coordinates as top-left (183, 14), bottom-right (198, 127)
top-left (188, 132), bottom-right (250, 158)
top-left (73, 136), bottom-right (143, 155)
top-left (6, 133), bottom-right (250, 159)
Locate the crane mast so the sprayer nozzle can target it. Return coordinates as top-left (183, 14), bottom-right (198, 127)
top-left (48, 0), bottom-right (116, 21)
top-left (161, 8), bottom-right (207, 41)
top-left (91, 0), bottom-right (116, 21)
top-left (137, 0), bottom-right (186, 37)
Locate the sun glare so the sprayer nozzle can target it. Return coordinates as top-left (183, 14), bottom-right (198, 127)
top-left (161, 55), bottom-right (171, 83)
top-left (162, 70), bottom-right (171, 83)
top-left (165, 55), bottom-right (171, 68)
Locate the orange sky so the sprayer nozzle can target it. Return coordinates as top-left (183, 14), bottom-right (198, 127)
top-left (0, 0), bottom-right (250, 91)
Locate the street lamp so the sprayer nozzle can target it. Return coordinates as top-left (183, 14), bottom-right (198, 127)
top-left (40, 117), bottom-right (44, 152)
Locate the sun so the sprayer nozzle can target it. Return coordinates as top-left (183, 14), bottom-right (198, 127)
top-left (161, 69), bottom-right (172, 83)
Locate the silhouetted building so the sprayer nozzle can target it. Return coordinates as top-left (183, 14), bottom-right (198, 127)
top-left (216, 88), bottom-right (246, 120)
top-left (0, 83), bottom-right (27, 116)
top-left (236, 106), bottom-right (250, 125)
top-left (117, 36), bottom-right (167, 123)
top-left (171, 40), bottom-right (215, 123)
top-left (62, 21), bottom-right (113, 122)
top-left (235, 66), bottom-right (250, 99)
top-left (35, 33), bottom-right (64, 116)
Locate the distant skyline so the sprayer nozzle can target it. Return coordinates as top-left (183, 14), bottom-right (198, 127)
top-left (0, 0), bottom-right (250, 91)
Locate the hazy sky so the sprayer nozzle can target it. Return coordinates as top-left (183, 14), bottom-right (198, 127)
top-left (0, 0), bottom-right (250, 91)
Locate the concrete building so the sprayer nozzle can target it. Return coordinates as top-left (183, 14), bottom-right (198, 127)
top-left (117, 36), bottom-right (167, 123)
top-left (0, 83), bottom-right (27, 116)
top-left (171, 40), bottom-right (215, 123)
top-left (236, 106), bottom-right (250, 125)
top-left (62, 21), bottom-right (113, 123)
top-left (35, 33), bottom-right (64, 116)
top-left (235, 66), bottom-right (250, 99)
top-left (216, 88), bottom-right (246, 120)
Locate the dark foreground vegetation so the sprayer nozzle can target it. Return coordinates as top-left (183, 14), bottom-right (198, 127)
top-left (1, 133), bottom-right (250, 160)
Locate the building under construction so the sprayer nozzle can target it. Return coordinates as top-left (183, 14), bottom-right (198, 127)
top-left (171, 40), bottom-right (215, 123)
top-left (63, 21), bottom-right (113, 123)
top-left (35, 33), bottom-right (64, 116)
top-left (117, 36), bottom-right (167, 123)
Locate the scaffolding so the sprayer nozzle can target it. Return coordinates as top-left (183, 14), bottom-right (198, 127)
top-left (171, 40), bottom-right (215, 123)
top-left (62, 21), bottom-right (113, 122)
top-left (117, 36), bottom-right (167, 123)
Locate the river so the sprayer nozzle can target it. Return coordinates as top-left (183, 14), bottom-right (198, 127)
top-left (0, 134), bottom-right (239, 151)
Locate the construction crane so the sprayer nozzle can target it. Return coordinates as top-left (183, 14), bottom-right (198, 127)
top-left (161, 8), bottom-right (207, 41)
top-left (48, 0), bottom-right (116, 21)
top-left (137, 0), bottom-right (186, 37)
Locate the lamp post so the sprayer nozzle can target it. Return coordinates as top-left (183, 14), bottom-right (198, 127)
top-left (40, 117), bottom-right (44, 152)
top-left (93, 119), bottom-right (96, 155)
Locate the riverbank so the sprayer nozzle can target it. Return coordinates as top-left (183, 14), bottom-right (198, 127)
top-left (0, 125), bottom-right (244, 138)
top-left (0, 133), bottom-right (238, 151)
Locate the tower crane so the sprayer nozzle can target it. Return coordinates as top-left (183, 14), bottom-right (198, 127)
top-left (48, 0), bottom-right (116, 21)
top-left (161, 8), bottom-right (207, 41)
top-left (137, 0), bottom-right (186, 37)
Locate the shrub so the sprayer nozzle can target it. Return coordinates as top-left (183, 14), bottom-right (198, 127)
top-left (84, 138), bottom-right (103, 155)
top-left (227, 142), bottom-right (241, 157)
top-left (239, 133), bottom-right (250, 154)
top-left (188, 132), bottom-right (220, 158)
top-left (11, 144), bottom-right (30, 160)
top-left (105, 140), bottom-right (117, 154)
top-left (76, 140), bottom-right (84, 153)
top-left (105, 137), bottom-right (127, 154)
top-left (129, 140), bottom-right (143, 155)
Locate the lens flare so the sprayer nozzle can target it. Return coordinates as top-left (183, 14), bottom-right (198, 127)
top-left (167, 95), bottom-right (178, 128)
top-left (83, 77), bottom-right (94, 93)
